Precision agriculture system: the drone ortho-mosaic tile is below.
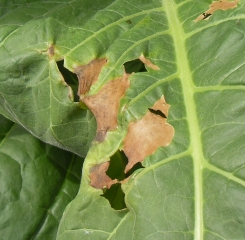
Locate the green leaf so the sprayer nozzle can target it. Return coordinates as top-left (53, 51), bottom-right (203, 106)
top-left (0, 0), bottom-right (99, 156)
top-left (1, 0), bottom-right (245, 239)
top-left (0, 114), bottom-right (83, 240)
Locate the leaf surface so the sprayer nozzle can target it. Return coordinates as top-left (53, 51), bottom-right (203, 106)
top-left (0, 115), bottom-right (83, 240)
top-left (0, 0), bottom-right (245, 239)
top-left (0, 0), bottom-right (100, 156)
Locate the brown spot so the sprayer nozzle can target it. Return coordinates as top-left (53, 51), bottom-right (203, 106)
top-left (138, 54), bottom-right (160, 70)
top-left (150, 96), bottom-right (170, 115)
top-left (48, 45), bottom-right (55, 57)
top-left (123, 96), bottom-right (174, 173)
top-left (75, 58), bottom-right (107, 96)
top-left (90, 162), bottom-right (118, 189)
top-left (83, 71), bottom-right (130, 142)
top-left (126, 20), bottom-right (132, 24)
top-left (120, 177), bottom-right (130, 184)
top-left (195, 0), bottom-right (239, 22)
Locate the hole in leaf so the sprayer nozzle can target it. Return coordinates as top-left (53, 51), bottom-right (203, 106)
top-left (202, 12), bottom-right (212, 20)
top-left (106, 150), bottom-right (144, 180)
top-left (101, 184), bottom-right (126, 210)
top-left (125, 162), bottom-right (144, 178)
top-left (148, 108), bottom-right (167, 118)
top-left (57, 60), bottom-right (79, 102)
top-left (99, 150), bottom-right (144, 210)
top-left (124, 59), bottom-right (147, 74)
top-left (124, 55), bottom-right (159, 74)
top-left (106, 150), bottom-right (128, 181)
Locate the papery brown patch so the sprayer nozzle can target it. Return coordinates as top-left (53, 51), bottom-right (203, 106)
top-left (83, 71), bottom-right (130, 142)
top-left (90, 162), bottom-right (118, 189)
top-left (195, 0), bottom-right (239, 22)
top-left (139, 54), bottom-right (160, 70)
top-left (75, 58), bottom-right (107, 96)
top-left (123, 96), bottom-right (174, 172)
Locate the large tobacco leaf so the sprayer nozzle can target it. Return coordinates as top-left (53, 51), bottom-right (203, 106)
top-left (0, 0), bottom-right (245, 239)
top-left (0, 114), bottom-right (83, 239)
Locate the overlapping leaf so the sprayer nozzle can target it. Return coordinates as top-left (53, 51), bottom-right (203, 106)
top-left (0, 0), bottom-right (101, 156)
top-left (0, 115), bottom-right (83, 239)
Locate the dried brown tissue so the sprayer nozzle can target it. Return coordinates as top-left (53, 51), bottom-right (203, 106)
top-left (89, 96), bottom-right (175, 189)
top-left (123, 96), bottom-right (174, 173)
top-left (75, 58), bottom-right (107, 96)
top-left (139, 54), bottom-right (160, 70)
top-left (83, 71), bottom-right (130, 142)
top-left (90, 162), bottom-right (118, 189)
top-left (195, 0), bottom-right (240, 22)
top-left (89, 161), bottom-right (131, 189)
top-left (74, 57), bottom-right (175, 189)
top-left (76, 55), bottom-right (160, 142)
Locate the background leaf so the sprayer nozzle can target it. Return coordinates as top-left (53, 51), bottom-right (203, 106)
top-left (0, 114), bottom-right (83, 240)
top-left (0, 0), bottom-right (102, 156)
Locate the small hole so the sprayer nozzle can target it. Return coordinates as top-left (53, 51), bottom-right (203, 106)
top-left (57, 60), bottom-right (79, 102)
top-left (202, 12), bottom-right (212, 20)
top-left (148, 108), bottom-right (167, 118)
top-left (124, 59), bottom-right (147, 74)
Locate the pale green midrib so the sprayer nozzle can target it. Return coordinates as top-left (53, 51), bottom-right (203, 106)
top-left (164, 2), bottom-right (205, 240)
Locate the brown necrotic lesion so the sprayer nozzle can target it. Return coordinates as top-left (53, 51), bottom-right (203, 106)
top-left (123, 96), bottom-right (174, 173)
top-left (82, 71), bottom-right (130, 142)
top-left (194, 0), bottom-right (240, 22)
top-left (84, 55), bottom-right (174, 210)
top-left (90, 150), bottom-right (144, 210)
top-left (76, 54), bottom-right (160, 142)
top-left (75, 58), bottom-right (107, 97)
